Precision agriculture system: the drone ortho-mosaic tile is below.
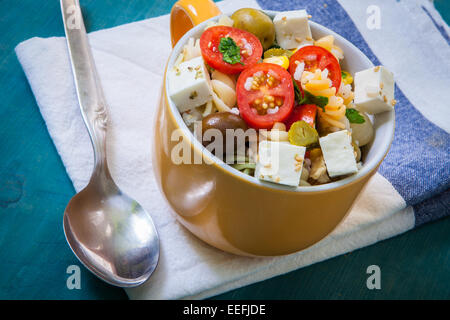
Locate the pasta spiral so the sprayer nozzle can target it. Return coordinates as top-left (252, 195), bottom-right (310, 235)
top-left (307, 36), bottom-right (354, 131)
top-left (301, 69), bottom-right (347, 130)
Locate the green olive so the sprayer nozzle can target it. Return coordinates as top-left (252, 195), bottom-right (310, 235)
top-left (288, 120), bottom-right (319, 148)
top-left (231, 8), bottom-right (275, 50)
top-left (201, 112), bottom-right (248, 152)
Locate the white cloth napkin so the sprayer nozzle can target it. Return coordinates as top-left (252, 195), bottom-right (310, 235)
top-left (17, 0), bottom-right (445, 299)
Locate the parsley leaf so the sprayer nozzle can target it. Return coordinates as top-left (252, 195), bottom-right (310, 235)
top-left (292, 76), bottom-right (302, 102)
top-left (218, 37), bottom-right (243, 65)
top-left (298, 91), bottom-right (328, 111)
top-left (292, 79), bottom-right (328, 111)
top-left (341, 71), bottom-right (347, 79)
top-left (345, 108), bottom-right (366, 124)
top-left (301, 91), bottom-right (328, 111)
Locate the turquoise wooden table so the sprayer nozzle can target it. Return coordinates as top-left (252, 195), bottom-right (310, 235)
top-left (0, 0), bottom-right (449, 300)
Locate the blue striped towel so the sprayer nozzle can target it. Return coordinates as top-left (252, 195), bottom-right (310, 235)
top-left (15, 0), bottom-right (449, 299)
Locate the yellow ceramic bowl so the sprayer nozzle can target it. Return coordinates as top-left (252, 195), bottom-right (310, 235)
top-left (153, 0), bottom-right (395, 256)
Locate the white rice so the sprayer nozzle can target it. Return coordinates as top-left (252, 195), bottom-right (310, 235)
top-left (293, 62), bottom-right (305, 81)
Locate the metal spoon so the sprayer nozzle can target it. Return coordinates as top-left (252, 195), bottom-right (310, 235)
top-left (60, 0), bottom-right (159, 287)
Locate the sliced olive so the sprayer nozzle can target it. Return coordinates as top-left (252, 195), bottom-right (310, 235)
top-left (263, 48), bottom-right (293, 59)
top-left (231, 8), bottom-right (275, 50)
top-left (288, 120), bottom-right (319, 148)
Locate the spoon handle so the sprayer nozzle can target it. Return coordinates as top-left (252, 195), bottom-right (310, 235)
top-left (61, 0), bottom-right (109, 173)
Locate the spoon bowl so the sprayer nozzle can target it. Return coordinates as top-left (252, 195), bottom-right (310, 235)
top-left (63, 176), bottom-right (159, 287)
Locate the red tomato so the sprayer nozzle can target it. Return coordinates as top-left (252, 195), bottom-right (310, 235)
top-left (284, 104), bottom-right (317, 130)
top-left (236, 63), bottom-right (295, 129)
top-left (289, 45), bottom-right (341, 90)
top-left (200, 26), bottom-right (263, 74)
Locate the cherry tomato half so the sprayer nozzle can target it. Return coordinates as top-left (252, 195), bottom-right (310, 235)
top-left (236, 63), bottom-right (295, 129)
top-left (200, 26), bottom-right (263, 74)
top-left (289, 45), bottom-right (341, 90)
top-left (284, 104), bottom-right (317, 130)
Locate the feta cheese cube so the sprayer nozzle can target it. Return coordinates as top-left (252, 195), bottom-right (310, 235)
top-left (354, 66), bottom-right (395, 114)
top-left (168, 56), bottom-right (213, 112)
top-left (273, 10), bottom-right (313, 50)
top-left (319, 130), bottom-right (358, 177)
top-left (255, 140), bottom-right (306, 187)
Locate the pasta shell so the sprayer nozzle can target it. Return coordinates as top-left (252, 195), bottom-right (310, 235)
top-left (211, 79), bottom-right (236, 107)
top-left (350, 112), bottom-right (374, 146)
top-left (211, 70), bottom-right (236, 89)
top-left (212, 91), bottom-right (232, 112)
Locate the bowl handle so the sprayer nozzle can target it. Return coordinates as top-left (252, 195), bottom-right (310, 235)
top-left (170, 0), bottom-right (221, 47)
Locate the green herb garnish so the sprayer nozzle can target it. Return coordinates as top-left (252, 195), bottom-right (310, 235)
top-left (300, 91), bottom-right (328, 111)
top-left (345, 108), bottom-right (366, 124)
top-left (341, 71), bottom-right (347, 79)
top-left (218, 37), bottom-right (244, 65)
top-left (292, 78), bottom-right (328, 111)
top-left (292, 76), bottom-right (302, 102)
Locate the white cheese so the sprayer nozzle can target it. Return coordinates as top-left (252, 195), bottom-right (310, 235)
top-left (168, 56), bottom-right (213, 113)
top-left (273, 10), bottom-right (313, 50)
top-left (255, 140), bottom-right (306, 187)
top-left (319, 130), bottom-right (358, 177)
top-left (354, 66), bottom-right (395, 114)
